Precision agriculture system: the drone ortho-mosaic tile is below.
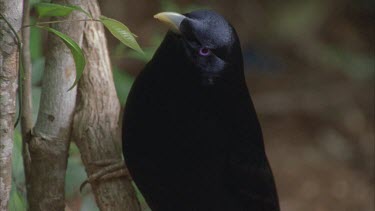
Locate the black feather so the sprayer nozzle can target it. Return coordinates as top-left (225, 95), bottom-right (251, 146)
top-left (123, 10), bottom-right (280, 211)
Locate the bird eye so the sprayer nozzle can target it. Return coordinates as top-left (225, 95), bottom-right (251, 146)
top-left (199, 48), bottom-right (211, 56)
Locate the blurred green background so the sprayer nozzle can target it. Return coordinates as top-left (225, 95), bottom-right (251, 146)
top-left (11, 0), bottom-right (374, 210)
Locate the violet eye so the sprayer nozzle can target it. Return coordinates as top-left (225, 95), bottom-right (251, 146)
top-left (199, 48), bottom-right (210, 56)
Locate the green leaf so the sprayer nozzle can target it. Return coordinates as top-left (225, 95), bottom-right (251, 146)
top-left (100, 15), bottom-right (143, 54)
top-left (39, 26), bottom-right (86, 91)
top-left (34, 3), bottom-right (91, 18)
top-left (35, 3), bottom-right (75, 17)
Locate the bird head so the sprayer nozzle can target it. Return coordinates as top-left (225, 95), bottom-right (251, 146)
top-left (154, 10), bottom-right (243, 85)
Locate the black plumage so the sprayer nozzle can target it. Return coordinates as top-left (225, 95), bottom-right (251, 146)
top-left (122, 10), bottom-right (280, 211)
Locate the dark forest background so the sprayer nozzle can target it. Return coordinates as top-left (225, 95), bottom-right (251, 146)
top-left (10, 0), bottom-right (374, 210)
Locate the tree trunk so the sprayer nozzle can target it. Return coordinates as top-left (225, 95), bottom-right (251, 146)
top-left (0, 0), bottom-right (23, 210)
top-left (25, 0), bottom-right (83, 210)
top-left (71, 0), bottom-right (141, 210)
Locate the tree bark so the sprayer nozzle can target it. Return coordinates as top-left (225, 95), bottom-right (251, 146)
top-left (25, 0), bottom-right (83, 210)
top-left (71, 0), bottom-right (141, 210)
top-left (0, 0), bottom-right (23, 210)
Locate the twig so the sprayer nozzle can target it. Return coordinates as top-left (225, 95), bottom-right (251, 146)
top-left (80, 161), bottom-right (128, 192)
top-left (21, 0), bottom-right (32, 180)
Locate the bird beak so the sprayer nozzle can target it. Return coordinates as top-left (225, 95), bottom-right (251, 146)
top-left (154, 12), bottom-right (186, 33)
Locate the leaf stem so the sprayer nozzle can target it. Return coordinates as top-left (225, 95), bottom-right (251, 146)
top-left (22, 18), bottom-right (100, 28)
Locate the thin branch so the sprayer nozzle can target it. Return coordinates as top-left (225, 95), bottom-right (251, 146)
top-left (21, 0), bottom-right (32, 182)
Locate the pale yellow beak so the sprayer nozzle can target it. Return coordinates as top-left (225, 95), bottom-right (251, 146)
top-left (154, 12), bottom-right (187, 33)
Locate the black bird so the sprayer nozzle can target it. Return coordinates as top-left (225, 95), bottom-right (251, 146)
top-left (122, 10), bottom-right (280, 211)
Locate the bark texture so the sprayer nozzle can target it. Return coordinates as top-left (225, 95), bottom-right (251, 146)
top-left (71, 0), bottom-right (141, 210)
top-left (25, 0), bottom-right (83, 210)
top-left (0, 0), bottom-right (23, 210)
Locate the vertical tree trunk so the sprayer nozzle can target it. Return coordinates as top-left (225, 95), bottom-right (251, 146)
top-left (71, 0), bottom-right (141, 210)
top-left (0, 0), bottom-right (23, 210)
top-left (25, 0), bottom-right (83, 210)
